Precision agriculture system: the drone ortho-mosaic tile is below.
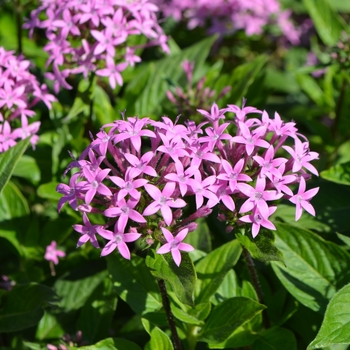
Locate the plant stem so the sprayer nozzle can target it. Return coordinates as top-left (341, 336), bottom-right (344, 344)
top-left (15, 0), bottom-right (23, 55)
top-left (332, 76), bottom-right (348, 139)
top-left (242, 247), bottom-right (270, 329)
top-left (157, 279), bottom-right (183, 350)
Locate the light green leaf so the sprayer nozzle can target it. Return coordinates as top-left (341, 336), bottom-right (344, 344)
top-left (54, 270), bottom-right (107, 312)
top-left (146, 250), bottom-right (197, 307)
top-left (199, 297), bottom-right (266, 344)
top-left (302, 0), bottom-right (348, 46)
top-left (308, 284), bottom-right (350, 349)
top-left (74, 337), bottom-right (142, 350)
top-left (144, 325), bottom-right (174, 350)
top-left (36, 312), bottom-right (64, 341)
top-left (0, 283), bottom-right (58, 333)
top-left (195, 239), bottom-right (242, 303)
top-left (252, 327), bottom-right (297, 350)
top-left (107, 253), bottom-right (162, 315)
top-left (37, 182), bottom-right (61, 201)
top-left (236, 231), bottom-right (284, 263)
top-left (93, 85), bottom-right (115, 126)
top-left (296, 73), bottom-right (325, 107)
top-left (12, 155), bottom-right (41, 184)
top-left (272, 223), bottom-right (350, 313)
top-left (0, 137), bottom-right (31, 195)
top-left (321, 162), bottom-right (350, 186)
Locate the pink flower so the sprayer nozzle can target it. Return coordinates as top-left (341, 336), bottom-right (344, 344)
top-left (45, 241), bottom-right (65, 265)
top-left (157, 227), bottom-right (194, 266)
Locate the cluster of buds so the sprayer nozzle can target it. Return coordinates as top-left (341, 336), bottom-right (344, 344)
top-left (329, 32), bottom-right (350, 68)
top-left (166, 60), bottom-right (231, 119)
top-left (57, 101), bottom-right (319, 266)
top-left (0, 47), bottom-right (56, 153)
top-left (152, 0), bottom-right (300, 44)
top-left (24, 0), bottom-right (170, 93)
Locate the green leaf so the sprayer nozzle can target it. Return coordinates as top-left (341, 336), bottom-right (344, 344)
top-left (0, 283), bottom-right (58, 333)
top-left (224, 55), bottom-right (267, 105)
top-left (12, 155), bottom-right (41, 184)
top-left (93, 85), bottom-right (115, 126)
top-left (321, 161), bottom-right (350, 186)
top-left (75, 337), bottom-right (142, 350)
top-left (252, 327), bottom-right (297, 350)
top-left (146, 250), bottom-right (197, 307)
top-left (302, 0), bottom-right (348, 46)
top-left (0, 137), bottom-right (31, 195)
top-left (54, 270), bottom-right (107, 312)
top-left (133, 35), bottom-right (217, 116)
top-left (199, 297), bottom-right (266, 344)
top-left (144, 325), bottom-right (174, 350)
top-left (107, 253), bottom-right (162, 315)
top-left (308, 283), bottom-right (350, 349)
top-left (296, 73), bottom-right (326, 107)
top-left (35, 312), bottom-right (65, 341)
top-left (170, 301), bottom-right (211, 326)
top-left (37, 182), bottom-right (61, 201)
top-left (236, 230), bottom-right (284, 263)
top-left (271, 223), bottom-right (350, 313)
top-left (184, 218), bottom-right (212, 253)
top-left (195, 239), bottom-right (242, 303)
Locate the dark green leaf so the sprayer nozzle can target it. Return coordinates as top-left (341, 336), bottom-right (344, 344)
top-left (296, 73), bottom-right (326, 107)
top-left (271, 223), bottom-right (350, 313)
top-left (0, 137), bottom-right (31, 195)
top-left (302, 0), bottom-right (348, 46)
top-left (0, 283), bottom-right (58, 333)
top-left (321, 161), bottom-right (350, 186)
top-left (107, 253), bottom-right (162, 315)
top-left (146, 250), bottom-right (197, 307)
top-left (252, 327), bottom-right (297, 350)
top-left (308, 283), bottom-right (350, 349)
top-left (195, 239), bottom-right (242, 303)
top-left (236, 230), bottom-right (284, 263)
top-left (54, 270), bottom-right (107, 312)
top-left (199, 297), bottom-right (266, 344)
top-left (35, 312), bottom-right (65, 341)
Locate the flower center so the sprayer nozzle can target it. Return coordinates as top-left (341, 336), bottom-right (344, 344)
top-left (115, 234), bottom-right (123, 244)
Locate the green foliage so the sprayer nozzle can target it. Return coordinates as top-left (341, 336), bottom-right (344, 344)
top-left (321, 161), bottom-right (350, 186)
top-left (308, 283), bottom-right (350, 349)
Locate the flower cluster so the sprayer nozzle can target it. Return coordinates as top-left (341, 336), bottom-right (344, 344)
top-left (0, 47), bottom-right (56, 153)
top-left (57, 101), bottom-right (319, 265)
top-left (24, 0), bottom-right (170, 93)
top-left (152, 0), bottom-right (300, 44)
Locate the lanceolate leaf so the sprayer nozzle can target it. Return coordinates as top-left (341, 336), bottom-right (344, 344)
top-left (146, 250), bottom-right (197, 307)
top-left (308, 283), bottom-right (350, 349)
top-left (107, 253), bottom-right (162, 315)
top-left (195, 239), bottom-right (242, 303)
top-left (199, 297), bottom-right (266, 344)
top-left (0, 137), bottom-right (30, 195)
top-left (0, 283), bottom-right (58, 332)
top-left (272, 223), bottom-right (350, 313)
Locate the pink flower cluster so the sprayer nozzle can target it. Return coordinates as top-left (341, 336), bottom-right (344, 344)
top-left (0, 47), bottom-right (56, 153)
top-left (24, 0), bottom-right (170, 93)
top-left (57, 102), bottom-right (319, 265)
top-left (152, 0), bottom-right (300, 44)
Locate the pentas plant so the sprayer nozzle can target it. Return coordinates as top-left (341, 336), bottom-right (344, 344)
top-left (0, 47), bottom-right (56, 153)
top-left (151, 0), bottom-right (300, 44)
top-left (57, 101), bottom-right (319, 265)
top-left (24, 0), bottom-right (170, 93)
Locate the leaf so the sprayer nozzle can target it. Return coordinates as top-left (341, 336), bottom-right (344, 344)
top-left (133, 35), bottom-right (217, 116)
top-left (0, 283), bottom-right (58, 333)
top-left (0, 137), bottom-right (31, 195)
top-left (93, 85), bottom-right (115, 126)
top-left (271, 223), bottom-right (350, 313)
top-left (35, 312), bottom-right (65, 341)
top-left (75, 337), bottom-right (142, 350)
top-left (321, 162), bottom-right (350, 186)
top-left (54, 270), bottom-right (107, 312)
top-left (146, 250), bottom-right (197, 307)
top-left (144, 325), bottom-right (174, 350)
top-left (252, 327), bottom-right (297, 350)
top-left (199, 297), bottom-right (266, 344)
top-left (195, 239), bottom-right (242, 303)
top-left (37, 182), bottom-right (61, 201)
top-left (296, 73), bottom-right (326, 107)
top-left (308, 283), bottom-right (350, 349)
top-left (12, 155), bottom-right (41, 184)
top-left (184, 218), bottom-right (212, 253)
top-left (107, 253), bottom-right (162, 315)
top-left (236, 230), bottom-right (284, 263)
top-left (302, 0), bottom-right (348, 46)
